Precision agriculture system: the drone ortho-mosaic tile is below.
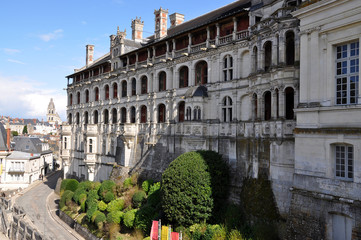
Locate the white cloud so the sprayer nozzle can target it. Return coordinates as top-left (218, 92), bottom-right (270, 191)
top-left (7, 59), bottom-right (25, 65)
top-left (3, 48), bottom-right (21, 55)
top-left (39, 29), bottom-right (63, 42)
top-left (0, 74), bottom-right (67, 121)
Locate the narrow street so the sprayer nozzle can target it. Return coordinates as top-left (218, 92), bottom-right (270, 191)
top-left (15, 171), bottom-right (83, 240)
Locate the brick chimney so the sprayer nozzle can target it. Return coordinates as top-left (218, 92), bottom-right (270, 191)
top-left (6, 121), bottom-right (10, 151)
top-left (169, 13), bottom-right (184, 28)
top-left (86, 44), bottom-right (94, 66)
top-left (154, 7), bottom-right (168, 39)
top-left (131, 17), bottom-right (144, 42)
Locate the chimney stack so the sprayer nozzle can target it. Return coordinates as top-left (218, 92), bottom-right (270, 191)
top-left (86, 44), bottom-right (94, 66)
top-left (131, 17), bottom-right (144, 42)
top-left (154, 7), bottom-right (168, 39)
top-left (169, 13), bottom-right (184, 28)
top-left (6, 120), bottom-right (10, 151)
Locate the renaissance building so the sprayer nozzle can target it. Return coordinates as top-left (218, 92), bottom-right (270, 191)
top-left (62, 0), bottom-right (361, 238)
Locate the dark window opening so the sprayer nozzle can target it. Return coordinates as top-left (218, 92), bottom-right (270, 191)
top-left (264, 91), bottom-right (272, 120)
top-left (285, 87), bottom-right (294, 119)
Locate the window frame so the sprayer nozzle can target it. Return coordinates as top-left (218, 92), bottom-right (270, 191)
top-left (335, 145), bottom-right (353, 181)
top-left (335, 41), bottom-right (359, 105)
top-left (223, 55), bottom-right (233, 81)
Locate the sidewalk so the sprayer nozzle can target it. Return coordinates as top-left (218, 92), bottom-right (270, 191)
top-left (46, 190), bottom-right (84, 240)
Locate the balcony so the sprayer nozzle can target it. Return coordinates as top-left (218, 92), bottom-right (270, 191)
top-left (191, 42), bottom-right (207, 54)
top-left (219, 34), bottom-right (233, 46)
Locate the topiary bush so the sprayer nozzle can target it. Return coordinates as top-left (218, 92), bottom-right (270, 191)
top-left (132, 190), bottom-right (146, 208)
top-left (60, 190), bottom-right (74, 209)
top-left (161, 151), bottom-right (213, 227)
top-left (79, 193), bottom-right (87, 212)
top-left (197, 150), bottom-right (230, 221)
top-left (65, 179), bottom-right (79, 192)
top-left (104, 191), bottom-right (115, 203)
top-left (148, 182), bottom-right (160, 196)
top-left (107, 199), bottom-right (125, 213)
top-left (141, 179), bottom-right (154, 193)
top-left (86, 204), bottom-right (98, 221)
top-left (60, 179), bottom-right (72, 196)
top-left (106, 211), bottom-right (124, 224)
top-left (135, 204), bottom-right (158, 235)
top-left (73, 188), bottom-right (86, 204)
top-left (78, 180), bottom-right (92, 191)
top-left (99, 180), bottom-right (116, 199)
top-left (94, 212), bottom-right (106, 226)
top-left (124, 209), bottom-right (137, 228)
top-left (97, 200), bottom-right (107, 211)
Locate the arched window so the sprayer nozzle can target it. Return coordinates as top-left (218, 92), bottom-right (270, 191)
top-left (84, 111), bottom-right (88, 125)
top-left (130, 107), bottom-right (136, 123)
top-left (131, 78), bottom-right (136, 96)
top-left (103, 109), bottom-right (109, 124)
top-left (285, 87), bottom-right (294, 119)
top-left (158, 104), bottom-right (166, 123)
top-left (89, 139), bottom-right (93, 153)
top-left (113, 83), bottom-right (118, 99)
top-left (178, 102), bottom-right (185, 122)
top-left (286, 31), bottom-right (295, 65)
top-left (253, 93), bottom-right (258, 120)
top-left (179, 66), bottom-right (189, 88)
top-left (264, 91), bottom-right (272, 120)
top-left (121, 81), bottom-right (127, 97)
top-left (222, 96), bottom-right (233, 122)
top-left (193, 106), bottom-right (201, 121)
top-left (105, 85), bottom-right (110, 100)
top-left (76, 112), bottom-right (80, 125)
top-left (68, 113), bottom-right (72, 124)
top-left (69, 94), bottom-right (73, 106)
top-left (186, 107), bottom-right (192, 121)
top-left (93, 110), bottom-right (98, 124)
top-left (159, 71), bottom-right (167, 91)
top-left (121, 107), bottom-right (126, 123)
top-left (264, 41), bottom-right (272, 71)
top-left (94, 87), bottom-right (99, 101)
top-left (195, 61), bottom-right (208, 85)
top-left (112, 108), bottom-right (117, 124)
top-left (140, 105), bottom-right (147, 123)
top-left (223, 55), bottom-right (233, 81)
top-left (253, 46), bottom-right (258, 72)
top-left (77, 92), bottom-right (80, 104)
top-left (85, 90), bottom-right (89, 103)
top-left (141, 76), bottom-right (148, 94)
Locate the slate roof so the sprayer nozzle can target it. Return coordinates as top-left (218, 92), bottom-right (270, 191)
top-left (6, 151), bottom-right (39, 160)
top-left (13, 136), bottom-right (52, 155)
top-left (0, 123), bottom-right (8, 151)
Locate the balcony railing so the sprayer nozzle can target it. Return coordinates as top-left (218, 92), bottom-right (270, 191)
top-left (219, 34), bottom-right (233, 45)
top-left (174, 49), bottom-right (188, 58)
top-left (236, 30), bottom-right (249, 40)
top-left (191, 42), bottom-right (207, 53)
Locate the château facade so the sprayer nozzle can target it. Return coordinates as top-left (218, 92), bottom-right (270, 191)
top-left (61, 0), bottom-right (361, 238)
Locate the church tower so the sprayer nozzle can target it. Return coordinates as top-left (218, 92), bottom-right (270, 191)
top-left (47, 98), bottom-right (62, 126)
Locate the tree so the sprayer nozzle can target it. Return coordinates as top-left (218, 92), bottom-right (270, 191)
top-left (22, 125), bottom-right (28, 135)
top-left (161, 151), bottom-right (213, 227)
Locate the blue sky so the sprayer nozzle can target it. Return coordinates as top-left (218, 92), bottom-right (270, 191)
top-left (0, 0), bottom-right (234, 120)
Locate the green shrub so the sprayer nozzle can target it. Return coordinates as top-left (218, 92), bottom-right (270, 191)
top-left (79, 193), bottom-right (87, 212)
top-left (91, 181), bottom-right (101, 191)
top-left (147, 188), bottom-right (161, 208)
top-left (73, 188), bottom-right (86, 204)
top-left (228, 229), bottom-right (244, 240)
top-left (197, 150), bottom-right (230, 221)
top-left (106, 211), bottom-right (124, 224)
top-left (141, 179), bottom-right (154, 193)
top-left (104, 191), bottom-right (115, 203)
top-left (161, 151), bottom-right (213, 226)
top-left (135, 205), bottom-right (158, 234)
top-left (132, 190), bottom-right (146, 208)
top-left (60, 179), bottom-right (71, 194)
top-left (99, 180), bottom-right (115, 197)
top-left (94, 212), bottom-right (106, 225)
top-left (91, 210), bottom-right (102, 222)
top-left (86, 204), bottom-right (98, 221)
top-left (211, 225), bottom-right (227, 240)
top-left (60, 190), bottom-right (74, 209)
top-left (107, 199), bottom-right (125, 213)
top-left (148, 182), bottom-right (160, 196)
top-left (78, 180), bottom-right (92, 191)
top-left (97, 200), bottom-right (107, 211)
top-left (65, 179), bottom-right (79, 192)
top-left (124, 209), bottom-right (137, 228)
top-left (123, 177), bottom-right (133, 189)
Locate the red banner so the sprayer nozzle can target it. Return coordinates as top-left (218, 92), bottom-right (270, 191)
top-left (150, 220), bottom-right (158, 240)
top-left (171, 232), bottom-right (179, 240)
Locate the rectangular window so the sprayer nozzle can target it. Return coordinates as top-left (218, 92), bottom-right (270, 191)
top-left (336, 41), bottom-right (359, 105)
top-left (335, 145), bottom-right (353, 180)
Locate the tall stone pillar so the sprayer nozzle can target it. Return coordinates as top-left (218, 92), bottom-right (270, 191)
top-left (279, 89), bottom-right (285, 118)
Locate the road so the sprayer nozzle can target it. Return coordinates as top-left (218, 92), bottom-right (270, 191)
top-left (15, 171), bottom-right (83, 240)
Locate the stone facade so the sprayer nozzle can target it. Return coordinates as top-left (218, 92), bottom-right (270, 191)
top-left (62, 0), bottom-right (300, 218)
